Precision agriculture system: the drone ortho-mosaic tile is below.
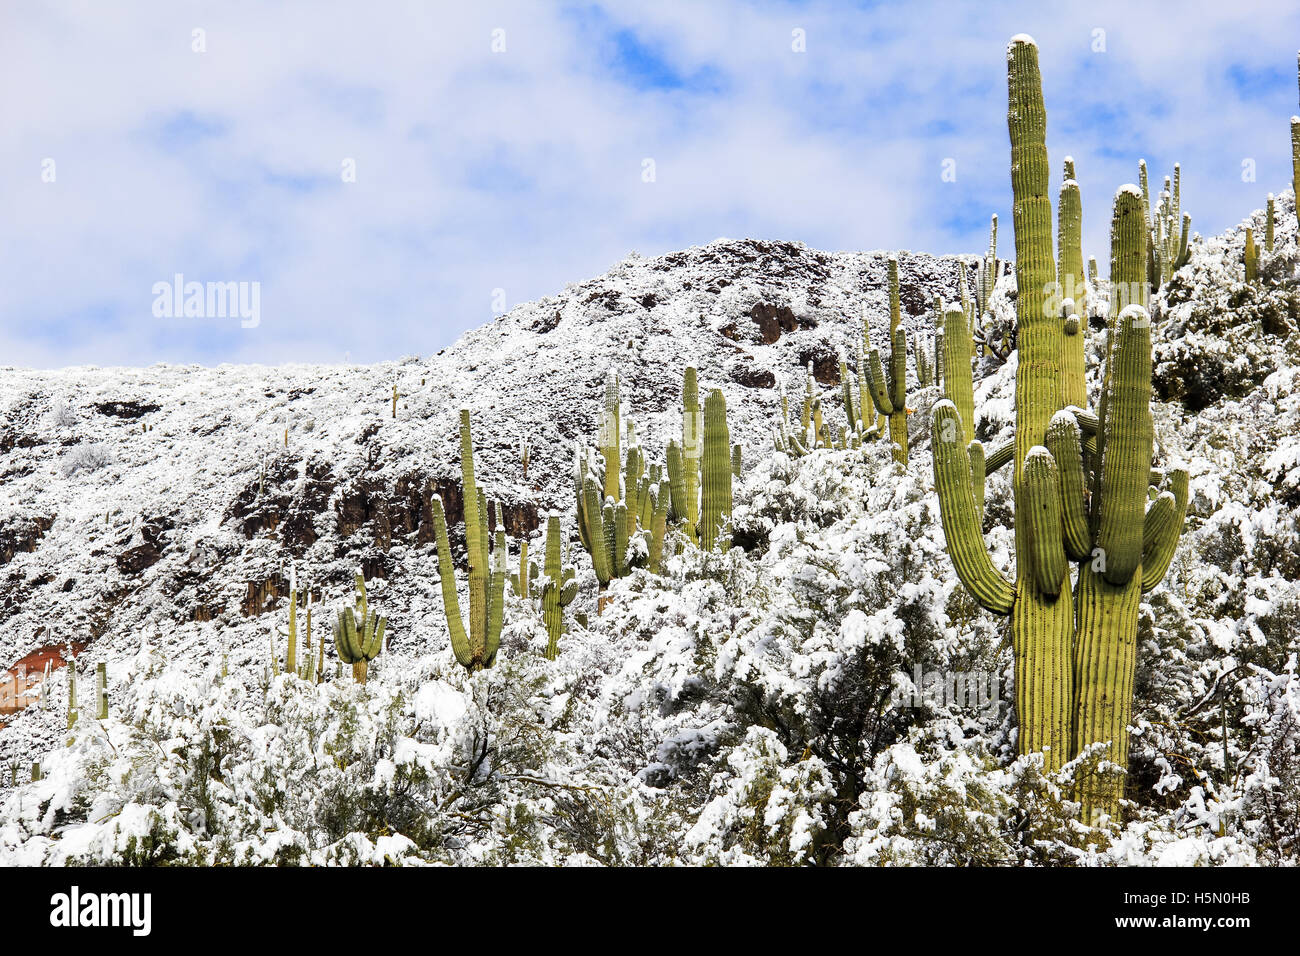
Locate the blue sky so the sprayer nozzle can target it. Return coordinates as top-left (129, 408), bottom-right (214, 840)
top-left (2, 0), bottom-right (1298, 367)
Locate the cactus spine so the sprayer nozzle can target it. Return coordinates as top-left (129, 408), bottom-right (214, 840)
top-left (863, 256), bottom-right (910, 463)
top-left (332, 571), bottom-right (386, 683)
top-left (540, 514), bottom-right (578, 660)
top-left (432, 409), bottom-right (504, 671)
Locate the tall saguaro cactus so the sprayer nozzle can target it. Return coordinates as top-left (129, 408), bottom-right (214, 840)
top-left (937, 115), bottom-right (1190, 819)
top-left (432, 409), bottom-right (506, 671)
top-left (933, 36), bottom-right (1073, 769)
top-left (863, 256), bottom-right (911, 463)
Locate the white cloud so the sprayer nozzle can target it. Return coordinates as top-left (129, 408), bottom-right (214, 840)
top-left (1, 0), bottom-right (1298, 366)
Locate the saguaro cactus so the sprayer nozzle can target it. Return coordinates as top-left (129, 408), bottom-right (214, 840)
top-left (432, 409), bottom-right (506, 671)
top-left (95, 663), bottom-right (107, 720)
top-left (863, 256), bottom-right (911, 463)
top-left (333, 571), bottom-right (386, 683)
top-left (539, 514), bottom-right (578, 660)
top-left (699, 388), bottom-right (733, 550)
top-left (933, 36), bottom-right (1074, 770)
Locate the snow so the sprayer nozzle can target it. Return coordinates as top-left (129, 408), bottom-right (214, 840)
top-left (1, 194), bottom-right (1299, 865)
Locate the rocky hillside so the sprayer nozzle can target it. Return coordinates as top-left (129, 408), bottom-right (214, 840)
top-left (1, 194), bottom-right (1298, 865)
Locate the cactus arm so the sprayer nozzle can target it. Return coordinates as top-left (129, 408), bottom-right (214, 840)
top-left (941, 306), bottom-right (975, 444)
top-left (932, 402), bottom-right (1016, 614)
top-left (968, 440), bottom-right (986, 519)
top-left (984, 439), bottom-right (1015, 475)
top-left (612, 501), bottom-right (629, 576)
top-left (431, 496), bottom-right (474, 668)
top-left (864, 348), bottom-right (895, 416)
top-left (1046, 411), bottom-right (1093, 561)
top-left (1141, 469), bottom-right (1188, 592)
top-left (1023, 447), bottom-right (1068, 597)
top-left (1093, 305), bottom-right (1154, 586)
top-left (648, 482), bottom-right (669, 573)
top-left (485, 529), bottom-right (506, 667)
top-left (583, 479), bottom-right (611, 584)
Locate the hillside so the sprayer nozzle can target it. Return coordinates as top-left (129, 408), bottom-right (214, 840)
top-left (1, 194), bottom-right (1299, 865)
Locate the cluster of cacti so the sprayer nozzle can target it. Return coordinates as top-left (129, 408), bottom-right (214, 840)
top-left (775, 363), bottom-right (838, 454)
top-left (538, 514), bottom-right (578, 659)
top-left (576, 371), bottom-right (671, 597)
top-left (976, 214), bottom-right (999, 323)
top-left (432, 409), bottom-right (506, 671)
top-left (932, 37), bottom-right (1189, 822)
top-left (667, 368), bottom-right (733, 550)
top-left (333, 571), bottom-right (386, 683)
top-left (1139, 158), bottom-right (1191, 291)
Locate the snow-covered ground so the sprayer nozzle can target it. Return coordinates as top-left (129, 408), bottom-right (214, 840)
top-left (1, 203), bottom-right (1298, 864)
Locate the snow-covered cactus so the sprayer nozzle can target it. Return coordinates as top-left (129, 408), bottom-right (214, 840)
top-left (699, 388), bottom-right (733, 551)
top-left (678, 367), bottom-right (702, 536)
top-left (432, 409), bottom-right (504, 671)
top-left (934, 36), bottom-right (1075, 770)
top-left (66, 660), bottom-right (78, 735)
top-left (1058, 160), bottom-right (1088, 409)
top-left (940, 305), bottom-right (976, 445)
top-left (1071, 189), bottom-right (1190, 820)
top-left (731, 442), bottom-right (743, 478)
top-left (1292, 113), bottom-right (1300, 231)
top-left (285, 565), bottom-right (299, 676)
top-left (862, 256), bottom-right (911, 463)
top-left (539, 514), bottom-right (578, 660)
top-left (333, 571), bottom-right (386, 683)
top-left (598, 370), bottom-right (621, 500)
top-left (95, 663), bottom-right (107, 720)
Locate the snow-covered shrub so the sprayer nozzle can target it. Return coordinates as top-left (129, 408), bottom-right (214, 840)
top-left (60, 443), bottom-right (114, 476)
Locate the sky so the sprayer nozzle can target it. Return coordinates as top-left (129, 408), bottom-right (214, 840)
top-left (2, 0), bottom-right (1299, 368)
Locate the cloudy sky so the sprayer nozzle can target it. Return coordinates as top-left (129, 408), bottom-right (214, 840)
top-left (3, 0), bottom-right (1298, 368)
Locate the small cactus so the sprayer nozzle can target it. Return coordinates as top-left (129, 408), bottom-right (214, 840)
top-left (539, 515), bottom-right (578, 660)
top-left (332, 571), bottom-right (386, 683)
